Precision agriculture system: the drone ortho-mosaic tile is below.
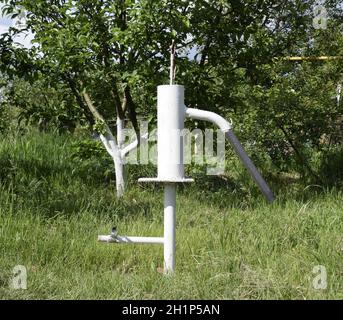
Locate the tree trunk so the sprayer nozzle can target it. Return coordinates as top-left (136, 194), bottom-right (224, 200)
top-left (117, 117), bottom-right (125, 149)
top-left (116, 116), bottom-right (125, 197)
top-left (102, 133), bottom-right (126, 198)
top-left (114, 156), bottom-right (125, 197)
top-left (81, 88), bottom-right (142, 198)
top-left (82, 89), bottom-right (127, 197)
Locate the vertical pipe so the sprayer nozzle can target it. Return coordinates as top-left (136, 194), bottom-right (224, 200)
top-left (164, 183), bottom-right (176, 274)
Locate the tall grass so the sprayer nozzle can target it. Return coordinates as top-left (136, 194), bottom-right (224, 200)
top-left (0, 129), bottom-right (343, 299)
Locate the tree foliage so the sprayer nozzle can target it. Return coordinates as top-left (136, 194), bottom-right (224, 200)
top-left (1, 0), bottom-right (342, 180)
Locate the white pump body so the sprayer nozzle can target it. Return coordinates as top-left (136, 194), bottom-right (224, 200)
top-left (98, 84), bottom-right (274, 274)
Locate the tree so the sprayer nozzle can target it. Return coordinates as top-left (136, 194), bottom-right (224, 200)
top-left (0, 0), bottom-right (193, 196)
top-left (179, 0), bottom-right (343, 180)
top-left (1, 0), bottom-right (342, 190)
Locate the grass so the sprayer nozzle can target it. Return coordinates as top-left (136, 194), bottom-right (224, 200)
top-left (1, 129), bottom-right (343, 299)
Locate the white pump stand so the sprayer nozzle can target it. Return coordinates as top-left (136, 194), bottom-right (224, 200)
top-left (99, 85), bottom-right (191, 274)
top-left (98, 84), bottom-right (274, 275)
top-left (139, 85), bottom-right (193, 274)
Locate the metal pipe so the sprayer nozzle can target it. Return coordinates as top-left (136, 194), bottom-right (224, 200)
top-left (225, 130), bottom-right (275, 203)
top-left (98, 235), bottom-right (164, 244)
top-left (185, 107), bottom-right (275, 203)
top-left (164, 183), bottom-right (176, 274)
top-left (185, 108), bottom-right (232, 133)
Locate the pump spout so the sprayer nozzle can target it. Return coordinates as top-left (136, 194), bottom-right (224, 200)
top-left (185, 107), bottom-right (275, 203)
top-left (224, 130), bottom-right (275, 203)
